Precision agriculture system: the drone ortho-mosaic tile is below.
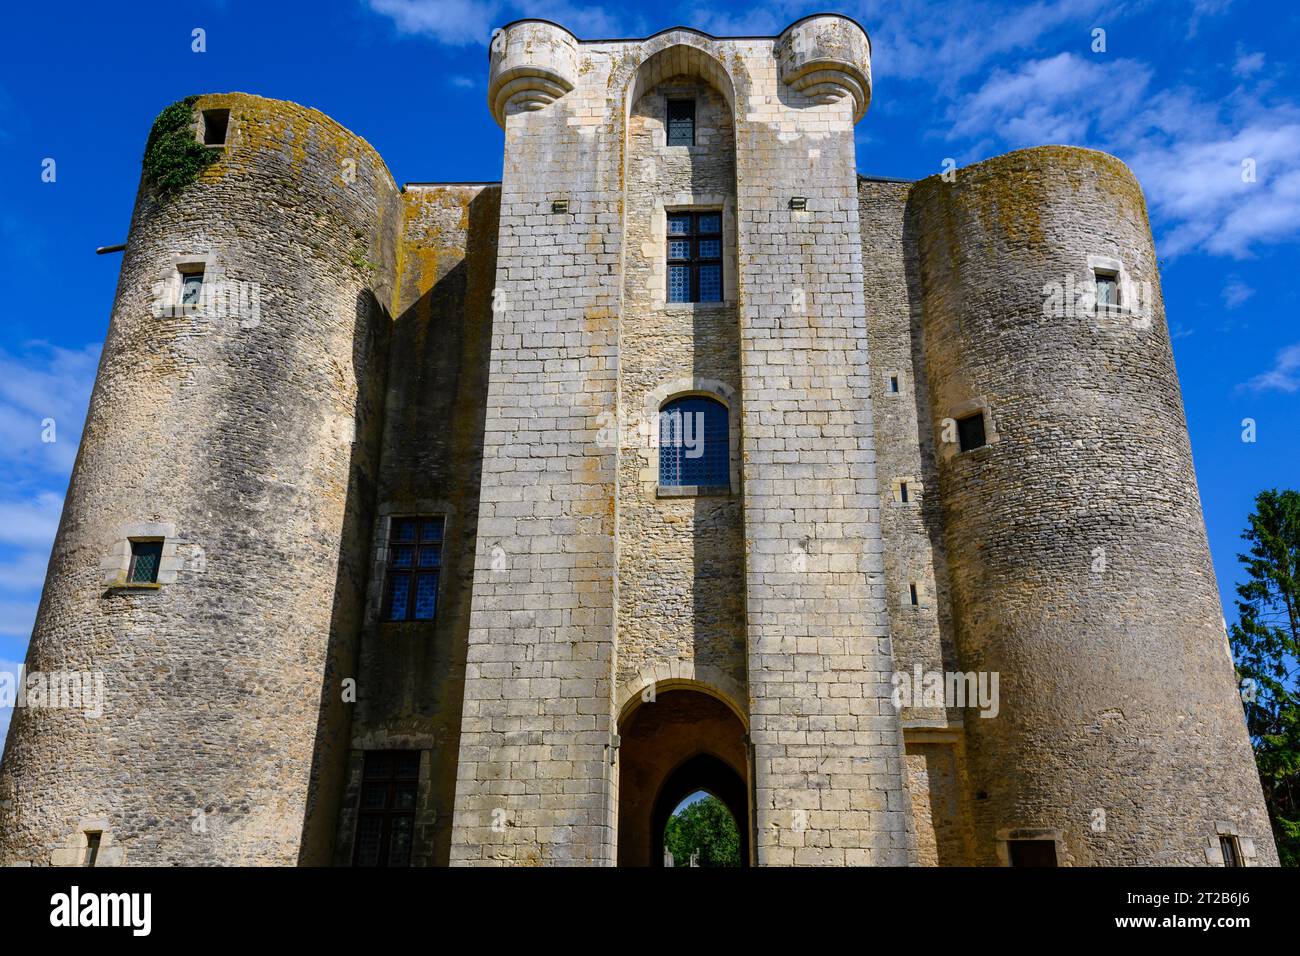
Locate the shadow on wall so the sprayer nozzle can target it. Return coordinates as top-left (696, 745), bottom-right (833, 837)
top-left (307, 186), bottom-right (500, 867)
top-left (295, 286), bottom-right (392, 866)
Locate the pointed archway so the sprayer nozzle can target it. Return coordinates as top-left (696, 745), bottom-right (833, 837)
top-left (616, 686), bottom-right (750, 866)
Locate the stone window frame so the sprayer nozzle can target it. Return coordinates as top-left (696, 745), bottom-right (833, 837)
top-left (100, 521), bottom-right (184, 589)
top-left (903, 575), bottom-right (930, 610)
top-left (196, 107), bottom-right (233, 149)
top-left (939, 397), bottom-right (999, 463)
top-left (1086, 254), bottom-right (1140, 318)
top-left (1205, 822), bottom-right (1258, 866)
top-left (367, 503), bottom-right (455, 627)
top-left (995, 827), bottom-right (1065, 867)
top-left (651, 195), bottom-right (737, 309)
top-left (643, 378), bottom-right (741, 499)
top-left (883, 369), bottom-right (903, 396)
top-left (155, 251), bottom-right (223, 318)
top-left (889, 476), bottom-right (921, 508)
top-left (336, 746), bottom-right (437, 868)
top-left (50, 817), bottom-right (125, 867)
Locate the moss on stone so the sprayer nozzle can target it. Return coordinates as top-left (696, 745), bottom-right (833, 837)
top-left (142, 96), bottom-right (219, 197)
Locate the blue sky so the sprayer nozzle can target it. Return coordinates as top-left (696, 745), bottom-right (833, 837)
top-left (0, 0), bottom-right (1297, 746)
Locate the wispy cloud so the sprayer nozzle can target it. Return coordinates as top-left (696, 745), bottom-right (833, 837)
top-left (0, 658), bottom-right (23, 751)
top-left (1242, 342), bottom-right (1300, 393)
top-left (0, 343), bottom-right (93, 653)
top-left (368, 0), bottom-right (641, 44)
top-left (1221, 277), bottom-right (1254, 309)
top-left (0, 341), bottom-right (99, 480)
top-left (367, 0), bottom-right (503, 46)
top-left (948, 49), bottom-right (1300, 259)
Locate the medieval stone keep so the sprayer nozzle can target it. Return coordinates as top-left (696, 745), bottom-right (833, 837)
top-left (0, 13), bottom-right (1278, 867)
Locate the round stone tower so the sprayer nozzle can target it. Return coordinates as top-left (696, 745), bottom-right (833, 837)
top-left (0, 93), bottom-right (400, 865)
top-left (910, 146), bottom-right (1277, 865)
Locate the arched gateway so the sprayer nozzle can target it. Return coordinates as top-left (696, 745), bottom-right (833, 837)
top-left (617, 687), bottom-right (750, 866)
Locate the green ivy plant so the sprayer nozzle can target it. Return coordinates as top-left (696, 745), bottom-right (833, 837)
top-left (142, 96), bottom-right (218, 197)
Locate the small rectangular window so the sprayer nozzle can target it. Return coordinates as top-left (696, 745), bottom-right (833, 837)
top-left (353, 751), bottom-right (419, 867)
top-left (909, 582), bottom-right (919, 606)
top-left (1008, 839), bottom-right (1058, 867)
top-left (899, 481), bottom-right (909, 503)
top-left (202, 108), bottom-right (230, 146)
top-left (128, 540), bottom-right (163, 584)
top-left (666, 211), bottom-right (722, 304)
top-left (1220, 835), bottom-right (1243, 867)
top-left (1095, 270), bottom-right (1119, 309)
top-left (180, 268), bottom-right (204, 307)
top-left (84, 832), bottom-right (102, 867)
top-left (383, 517), bottom-right (443, 622)
top-left (889, 375), bottom-right (899, 393)
top-left (666, 99), bottom-right (695, 146)
top-left (957, 412), bottom-right (986, 452)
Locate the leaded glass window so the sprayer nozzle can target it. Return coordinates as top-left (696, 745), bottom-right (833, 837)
top-left (180, 270), bottom-right (204, 307)
top-left (659, 395), bottom-right (730, 489)
top-left (128, 540), bottom-right (162, 584)
top-left (1095, 270), bottom-right (1119, 309)
top-left (383, 516), bottom-right (443, 622)
top-left (666, 99), bottom-right (695, 146)
top-left (353, 750), bottom-right (419, 867)
top-left (666, 212), bottom-right (723, 304)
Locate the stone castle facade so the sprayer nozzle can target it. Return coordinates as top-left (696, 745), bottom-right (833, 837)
top-left (0, 14), bottom-right (1278, 866)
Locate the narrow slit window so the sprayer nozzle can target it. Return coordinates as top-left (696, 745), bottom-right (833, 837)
top-left (353, 750), bottom-right (419, 867)
top-left (667, 211), bottom-right (723, 304)
top-left (1095, 270), bottom-right (1119, 309)
top-left (202, 109), bottom-right (230, 146)
top-left (128, 540), bottom-right (163, 584)
top-left (909, 582), bottom-right (919, 606)
top-left (957, 412), bottom-right (986, 452)
top-left (383, 517), bottom-right (444, 622)
top-left (666, 99), bottom-right (695, 146)
top-left (899, 481), bottom-right (910, 503)
top-left (1220, 835), bottom-right (1243, 867)
top-left (889, 375), bottom-right (899, 393)
top-left (84, 832), bottom-right (102, 867)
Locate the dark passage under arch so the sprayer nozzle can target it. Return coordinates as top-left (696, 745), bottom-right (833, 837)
top-left (616, 687), bottom-right (750, 866)
top-left (652, 753), bottom-right (748, 867)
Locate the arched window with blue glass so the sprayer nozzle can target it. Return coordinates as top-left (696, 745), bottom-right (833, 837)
top-left (659, 395), bottom-right (730, 490)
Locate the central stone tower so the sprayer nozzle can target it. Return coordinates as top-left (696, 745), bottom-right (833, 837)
top-left (449, 15), bottom-right (913, 865)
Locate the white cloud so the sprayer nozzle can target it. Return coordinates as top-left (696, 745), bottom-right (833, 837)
top-left (367, 0), bottom-right (503, 46)
top-left (0, 658), bottom-right (22, 757)
top-left (1221, 278), bottom-right (1254, 309)
top-left (449, 74), bottom-right (476, 88)
top-left (948, 51), bottom-right (1300, 259)
top-left (1232, 49), bottom-right (1266, 78)
top-left (1243, 342), bottom-right (1300, 393)
top-left (855, 0), bottom-right (1113, 86)
top-left (0, 492), bottom-right (62, 550)
top-left (0, 600), bottom-right (38, 639)
top-left (0, 341), bottom-right (99, 478)
top-left (368, 0), bottom-right (640, 44)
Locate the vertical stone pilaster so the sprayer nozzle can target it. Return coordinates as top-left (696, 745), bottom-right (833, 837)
top-left (734, 19), bottom-right (914, 865)
top-left (449, 23), bottom-right (621, 865)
